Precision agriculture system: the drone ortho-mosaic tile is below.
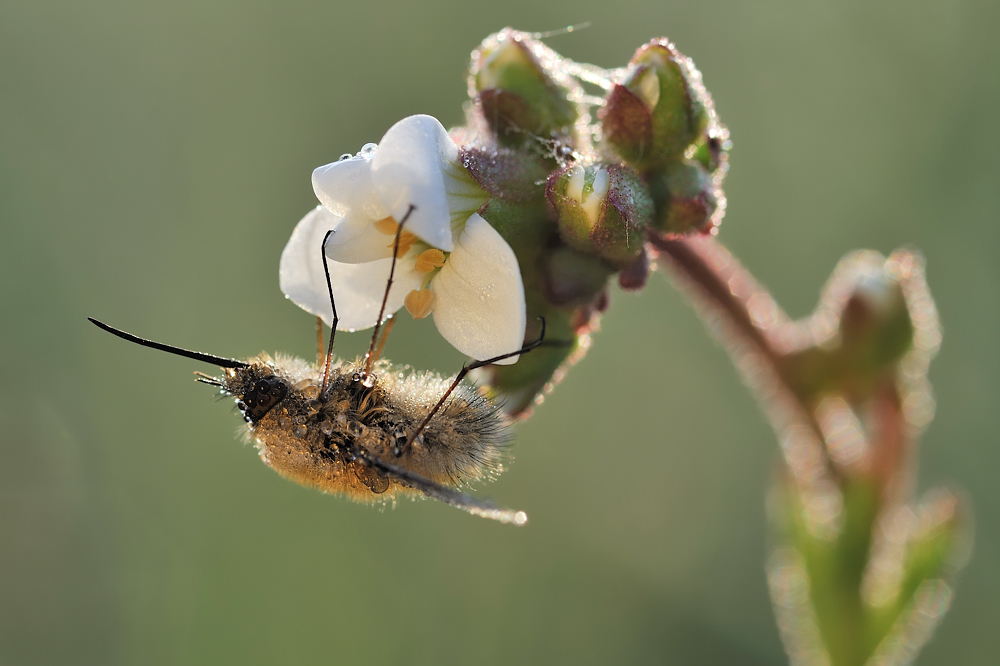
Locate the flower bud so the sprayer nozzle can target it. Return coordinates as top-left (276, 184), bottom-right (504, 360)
top-left (838, 272), bottom-right (914, 372)
top-left (779, 255), bottom-right (919, 402)
top-left (601, 40), bottom-right (711, 169)
top-left (470, 29), bottom-right (577, 146)
top-left (647, 159), bottom-right (723, 236)
top-left (547, 163), bottom-right (653, 268)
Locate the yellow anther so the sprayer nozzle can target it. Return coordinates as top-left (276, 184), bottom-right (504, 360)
top-left (389, 231), bottom-right (418, 256)
top-left (404, 288), bottom-right (434, 319)
top-left (373, 217), bottom-right (398, 235)
top-left (414, 248), bottom-right (446, 273)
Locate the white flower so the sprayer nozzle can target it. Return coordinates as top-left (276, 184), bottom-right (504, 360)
top-left (280, 115), bottom-right (527, 365)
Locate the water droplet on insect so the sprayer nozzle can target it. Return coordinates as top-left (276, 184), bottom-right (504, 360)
top-left (320, 420), bottom-right (334, 436)
top-left (303, 385), bottom-right (320, 400)
top-left (362, 374), bottom-right (376, 388)
top-left (335, 412), bottom-right (348, 425)
top-left (278, 415), bottom-right (291, 428)
top-left (348, 421), bottom-right (366, 438)
top-left (359, 143), bottom-right (377, 157)
top-left (338, 153), bottom-right (353, 161)
top-left (293, 424), bottom-right (308, 438)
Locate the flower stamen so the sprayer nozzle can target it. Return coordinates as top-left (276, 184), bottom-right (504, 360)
top-left (404, 288), bottom-right (434, 319)
top-left (414, 248), bottom-right (447, 274)
top-left (389, 231), bottom-right (419, 257)
top-left (373, 217), bottom-right (399, 235)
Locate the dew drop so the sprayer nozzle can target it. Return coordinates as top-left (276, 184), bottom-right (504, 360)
top-left (278, 415), bottom-right (291, 428)
top-left (335, 412), bottom-right (348, 425)
top-left (320, 421), bottom-right (334, 436)
top-left (348, 421), bottom-right (366, 438)
top-left (338, 153), bottom-right (353, 161)
top-left (303, 385), bottom-right (320, 400)
top-left (293, 424), bottom-right (308, 438)
top-left (362, 374), bottom-right (376, 388)
top-left (359, 143), bottom-right (377, 157)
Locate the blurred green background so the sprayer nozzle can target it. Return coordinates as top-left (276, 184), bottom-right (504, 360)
top-left (2, 0), bottom-right (997, 663)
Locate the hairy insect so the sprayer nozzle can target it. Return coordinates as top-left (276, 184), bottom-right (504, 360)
top-left (90, 206), bottom-right (541, 524)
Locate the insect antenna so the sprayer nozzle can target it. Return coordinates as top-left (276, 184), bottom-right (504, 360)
top-left (356, 449), bottom-right (527, 525)
top-left (399, 317), bottom-right (547, 455)
top-left (88, 317), bottom-right (248, 368)
top-left (364, 204), bottom-right (416, 377)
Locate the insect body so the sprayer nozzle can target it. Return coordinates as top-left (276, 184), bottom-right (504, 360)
top-left (88, 319), bottom-right (531, 524)
top-left (225, 354), bottom-right (511, 511)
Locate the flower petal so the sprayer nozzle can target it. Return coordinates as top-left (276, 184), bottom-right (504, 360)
top-left (431, 213), bottom-right (526, 364)
top-left (371, 115), bottom-right (458, 252)
top-left (280, 207), bottom-right (421, 331)
top-left (312, 154), bottom-right (389, 221)
top-left (323, 213), bottom-right (395, 264)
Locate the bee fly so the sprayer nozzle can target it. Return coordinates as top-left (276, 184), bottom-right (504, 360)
top-left (90, 206), bottom-right (543, 524)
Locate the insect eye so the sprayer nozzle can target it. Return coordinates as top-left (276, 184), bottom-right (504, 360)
top-left (238, 375), bottom-right (288, 423)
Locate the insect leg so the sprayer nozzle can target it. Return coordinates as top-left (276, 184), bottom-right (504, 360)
top-left (316, 316), bottom-right (325, 368)
top-left (371, 315), bottom-right (396, 364)
top-left (355, 448), bottom-right (527, 525)
top-left (364, 204), bottom-right (416, 377)
top-left (320, 229), bottom-right (341, 395)
top-left (397, 318), bottom-right (547, 456)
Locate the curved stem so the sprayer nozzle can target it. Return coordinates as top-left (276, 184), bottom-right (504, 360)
top-left (648, 234), bottom-right (839, 485)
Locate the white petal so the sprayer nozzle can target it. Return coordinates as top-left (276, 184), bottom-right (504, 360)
top-left (312, 155), bottom-right (389, 221)
top-left (323, 213), bottom-right (394, 264)
top-left (431, 214), bottom-right (526, 364)
top-left (279, 207), bottom-right (421, 331)
top-left (280, 206), bottom-right (342, 326)
top-left (323, 255), bottom-right (422, 331)
top-left (371, 115), bottom-right (457, 252)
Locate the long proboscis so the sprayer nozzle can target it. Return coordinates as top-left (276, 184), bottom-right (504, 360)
top-left (88, 317), bottom-right (248, 369)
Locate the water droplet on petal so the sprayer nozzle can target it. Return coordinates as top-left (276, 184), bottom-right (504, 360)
top-left (359, 143), bottom-right (378, 157)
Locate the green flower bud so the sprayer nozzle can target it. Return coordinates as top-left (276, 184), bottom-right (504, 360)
top-left (547, 163), bottom-right (653, 268)
top-left (601, 40), bottom-right (712, 169)
top-left (778, 253), bottom-right (921, 403)
top-left (647, 159), bottom-right (724, 236)
top-left (838, 273), bottom-right (914, 374)
top-left (470, 29), bottom-right (577, 146)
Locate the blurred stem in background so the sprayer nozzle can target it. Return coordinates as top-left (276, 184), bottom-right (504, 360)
top-left (652, 236), bottom-right (966, 665)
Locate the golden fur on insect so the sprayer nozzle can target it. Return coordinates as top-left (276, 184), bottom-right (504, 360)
top-left (222, 353), bottom-right (510, 502)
